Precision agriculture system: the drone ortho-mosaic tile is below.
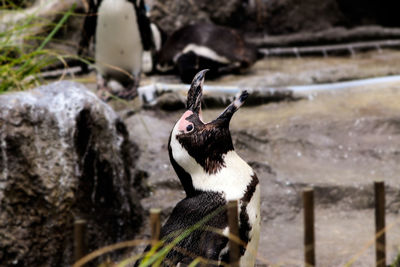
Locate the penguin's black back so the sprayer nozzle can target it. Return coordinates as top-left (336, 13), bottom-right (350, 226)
top-left (157, 23), bottom-right (258, 83)
top-left (158, 23), bottom-right (258, 68)
top-left (176, 51), bottom-right (234, 84)
top-left (137, 191), bottom-right (229, 266)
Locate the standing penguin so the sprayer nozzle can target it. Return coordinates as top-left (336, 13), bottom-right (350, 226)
top-left (93, 0), bottom-right (154, 99)
top-left (137, 70), bottom-right (260, 266)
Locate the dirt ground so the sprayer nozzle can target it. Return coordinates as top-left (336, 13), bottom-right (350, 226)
top-left (227, 82), bottom-right (400, 266)
top-left (85, 50), bottom-right (400, 266)
top-left (126, 83), bottom-right (400, 266)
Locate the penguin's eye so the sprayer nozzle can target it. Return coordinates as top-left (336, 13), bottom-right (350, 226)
top-left (186, 124), bottom-right (194, 132)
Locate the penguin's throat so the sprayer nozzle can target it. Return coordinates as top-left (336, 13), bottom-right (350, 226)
top-left (171, 130), bottom-right (255, 200)
top-left (192, 152), bottom-right (255, 200)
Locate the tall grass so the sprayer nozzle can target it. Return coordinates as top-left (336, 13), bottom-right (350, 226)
top-left (0, 1), bottom-right (76, 93)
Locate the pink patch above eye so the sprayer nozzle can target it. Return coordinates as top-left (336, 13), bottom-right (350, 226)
top-left (178, 110), bottom-right (194, 132)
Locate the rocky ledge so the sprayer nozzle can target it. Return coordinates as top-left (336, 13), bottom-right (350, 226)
top-left (0, 81), bottom-right (143, 266)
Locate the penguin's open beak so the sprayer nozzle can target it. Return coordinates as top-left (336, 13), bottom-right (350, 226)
top-left (186, 69), bottom-right (209, 114)
top-left (214, 90), bottom-right (249, 126)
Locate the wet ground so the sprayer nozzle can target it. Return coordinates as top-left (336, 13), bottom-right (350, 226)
top-left (84, 50), bottom-right (400, 266)
top-left (136, 49), bottom-right (400, 88)
top-left (228, 82), bottom-right (400, 266)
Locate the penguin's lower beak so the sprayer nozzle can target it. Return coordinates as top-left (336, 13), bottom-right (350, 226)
top-left (214, 90), bottom-right (249, 125)
top-left (186, 69), bottom-right (209, 114)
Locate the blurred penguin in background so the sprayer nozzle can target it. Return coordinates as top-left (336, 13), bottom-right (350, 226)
top-left (78, 0), bottom-right (161, 100)
top-left (141, 6), bottom-right (166, 74)
top-left (156, 23), bottom-right (261, 84)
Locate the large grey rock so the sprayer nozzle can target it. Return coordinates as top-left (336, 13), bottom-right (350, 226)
top-left (150, 0), bottom-right (245, 35)
top-left (150, 0), bottom-right (400, 37)
top-left (263, 0), bottom-right (345, 35)
top-left (259, 0), bottom-right (400, 35)
top-left (0, 81), bottom-right (143, 266)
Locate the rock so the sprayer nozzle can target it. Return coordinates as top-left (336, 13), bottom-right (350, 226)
top-left (150, 0), bottom-right (245, 35)
top-left (336, 0), bottom-right (400, 28)
top-left (263, 0), bottom-right (346, 35)
top-left (0, 81), bottom-right (143, 266)
top-left (261, 0), bottom-right (400, 35)
top-left (151, 0), bottom-right (400, 37)
top-left (155, 92), bottom-right (186, 111)
top-left (196, 0), bottom-right (247, 27)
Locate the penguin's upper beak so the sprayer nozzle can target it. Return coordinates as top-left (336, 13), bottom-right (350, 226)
top-left (186, 69), bottom-right (209, 114)
top-left (213, 90), bottom-right (249, 126)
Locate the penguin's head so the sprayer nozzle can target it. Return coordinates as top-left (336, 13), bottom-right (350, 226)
top-left (168, 70), bottom-right (248, 193)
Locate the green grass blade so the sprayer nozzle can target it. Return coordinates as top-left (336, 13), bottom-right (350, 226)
top-left (0, 2), bottom-right (76, 93)
top-left (36, 3), bottom-right (76, 51)
top-left (188, 258), bottom-right (202, 267)
top-left (138, 205), bottom-right (226, 267)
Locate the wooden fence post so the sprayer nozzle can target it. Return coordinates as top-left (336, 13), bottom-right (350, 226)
top-left (374, 181), bottom-right (386, 267)
top-left (228, 200), bottom-right (240, 267)
top-left (150, 208), bottom-right (161, 245)
top-left (74, 219), bottom-right (87, 263)
top-left (303, 188), bottom-right (315, 267)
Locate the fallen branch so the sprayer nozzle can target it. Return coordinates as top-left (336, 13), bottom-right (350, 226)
top-left (247, 26), bottom-right (400, 48)
top-left (138, 83), bottom-right (294, 108)
top-left (259, 39), bottom-right (400, 57)
top-left (138, 74), bottom-right (400, 108)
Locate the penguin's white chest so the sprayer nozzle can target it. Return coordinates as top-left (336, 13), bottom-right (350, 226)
top-left (95, 0), bottom-right (142, 77)
top-left (170, 123), bottom-right (261, 265)
top-left (241, 184), bottom-right (261, 267)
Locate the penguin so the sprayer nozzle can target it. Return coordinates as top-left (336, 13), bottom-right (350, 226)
top-left (156, 23), bottom-right (261, 84)
top-left (141, 3), bottom-right (167, 74)
top-left (78, 0), bottom-right (155, 100)
top-left (142, 22), bottom-right (167, 74)
top-left (137, 69), bottom-right (260, 266)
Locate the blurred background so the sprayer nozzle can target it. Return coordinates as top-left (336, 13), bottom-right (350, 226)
top-left (1, 0), bottom-right (400, 266)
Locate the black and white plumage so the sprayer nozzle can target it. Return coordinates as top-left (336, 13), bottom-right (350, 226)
top-left (156, 23), bottom-right (260, 84)
top-left (79, 0), bottom-right (155, 100)
top-left (137, 70), bottom-right (260, 266)
top-left (142, 22), bottom-right (167, 74)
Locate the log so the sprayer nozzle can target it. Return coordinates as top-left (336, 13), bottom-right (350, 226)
top-left (247, 26), bottom-right (400, 48)
top-left (374, 181), bottom-right (386, 267)
top-left (259, 40), bottom-right (400, 58)
top-left (303, 189), bottom-right (315, 267)
top-left (74, 219), bottom-right (87, 263)
top-left (150, 208), bottom-right (161, 244)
